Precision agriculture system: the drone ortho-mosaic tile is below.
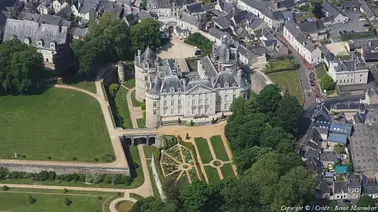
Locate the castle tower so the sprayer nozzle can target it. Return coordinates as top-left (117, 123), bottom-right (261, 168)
top-left (135, 46), bottom-right (157, 102)
top-left (146, 76), bottom-right (162, 128)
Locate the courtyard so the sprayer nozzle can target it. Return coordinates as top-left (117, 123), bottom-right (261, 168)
top-left (0, 88), bottom-right (114, 162)
top-left (157, 36), bottom-right (196, 59)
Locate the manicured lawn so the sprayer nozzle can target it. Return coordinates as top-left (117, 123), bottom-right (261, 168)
top-left (204, 166), bottom-right (220, 183)
top-left (265, 57), bottom-right (299, 74)
top-left (128, 146), bottom-right (145, 187)
top-left (114, 86), bottom-right (133, 128)
top-left (209, 136), bottom-right (230, 161)
top-left (57, 78), bottom-right (96, 94)
top-left (0, 88), bottom-right (114, 162)
top-left (221, 163), bottom-right (236, 179)
top-left (315, 65), bottom-right (327, 80)
top-left (123, 78), bottom-right (135, 89)
top-left (194, 137), bottom-right (213, 164)
top-left (137, 118), bottom-right (146, 128)
top-left (131, 90), bottom-right (142, 107)
top-left (143, 146), bottom-right (159, 159)
top-left (0, 191), bottom-right (108, 212)
top-left (268, 70), bottom-right (303, 103)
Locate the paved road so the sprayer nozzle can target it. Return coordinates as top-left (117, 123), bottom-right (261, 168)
top-left (275, 33), bottom-right (317, 109)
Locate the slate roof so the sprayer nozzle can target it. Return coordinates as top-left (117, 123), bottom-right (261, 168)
top-left (320, 151), bottom-right (338, 162)
top-left (333, 181), bottom-right (348, 193)
top-left (329, 122), bottom-right (352, 136)
top-left (284, 20), bottom-right (317, 52)
top-left (331, 101), bottom-right (365, 111)
top-left (322, 0), bottom-right (347, 18)
top-left (161, 75), bottom-right (185, 93)
top-left (214, 15), bottom-right (231, 29)
top-left (348, 174), bottom-right (361, 188)
top-left (327, 133), bottom-right (348, 144)
top-left (70, 27), bottom-right (88, 38)
top-left (298, 21), bottom-right (317, 34)
top-left (317, 179), bottom-right (331, 193)
top-left (238, 45), bottom-right (257, 60)
top-left (341, 0), bottom-right (359, 8)
top-left (79, 0), bottom-right (99, 14)
top-left (0, 0), bottom-right (16, 31)
top-left (185, 2), bottom-right (205, 13)
top-left (363, 185), bottom-right (378, 194)
top-left (305, 149), bottom-right (320, 159)
top-left (360, 0), bottom-right (376, 19)
top-left (304, 157), bottom-right (323, 173)
top-left (208, 27), bottom-right (228, 40)
top-left (180, 11), bottom-right (200, 27)
top-left (219, 1), bottom-right (233, 14)
top-left (239, 0), bottom-right (275, 19)
top-left (147, 0), bottom-right (171, 9)
top-left (3, 14), bottom-right (70, 49)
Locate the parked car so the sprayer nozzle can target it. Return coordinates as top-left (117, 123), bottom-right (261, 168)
top-left (195, 50), bottom-right (201, 55)
top-left (343, 30), bottom-right (347, 34)
top-left (363, 24), bottom-right (370, 27)
top-left (339, 31), bottom-right (343, 35)
top-left (351, 30), bottom-right (355, 33)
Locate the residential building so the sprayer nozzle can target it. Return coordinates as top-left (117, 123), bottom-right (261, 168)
top-left (146, 0), bottom-right (183, 19)
top-left (327, 56), bottom-right (369, 85)
top-left (52, 0), bottom-right (68, 14)
top-left (297, 20), bottom-right (327, 40)
top-left (316, 178), bottom-right (331, 199)
top-left (71, 0), bottom-right (99, 23)
top-left (178, 11), bottom-right (202, 32)
top-left (37, 0), bottom-right (54, 15)
top-left (134, 35), bottom-right (249, 127)
top-left (238, 45), bottom-right (267, 67)
top-left (363, 185), bottom-right (378, 199)
top-left (322, 0), bottom-right (349, 26)
top-left (341, 0), bottom-right (359, 11)
top-left (361, 40), bottom-right (378, 62)
top-left (320, 151), bottom-right (338, 168)
top-left (283, 20), bottom-right (322, 64)
top-left (2, 13), bottom-right (70, 65)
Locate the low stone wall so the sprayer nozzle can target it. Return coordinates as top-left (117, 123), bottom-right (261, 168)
top-left (0, 163), bottom-right (130, 175)
top-left (151, 154), bottom-right (166, 200)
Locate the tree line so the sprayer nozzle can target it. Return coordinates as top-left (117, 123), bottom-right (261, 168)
top-left (132, 85), bottom-right (317, 212)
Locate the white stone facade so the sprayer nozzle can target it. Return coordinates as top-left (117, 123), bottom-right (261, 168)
top-left (135, 36), bottom-right (249, 127)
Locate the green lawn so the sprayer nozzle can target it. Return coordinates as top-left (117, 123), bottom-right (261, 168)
top-left (57, 78), bottom-right (96, 94)
top-left (315, 65), bottom-right (327, 80)
top-left (128, 146), bottom-right (145, 187)
top-left (0, 191), bottom-right (109, 212)
top-left (265, 57), bottom-right (299, 74)
top-left (0, 88), bottom-right (114, 162)
top-left (143, 146), bottom-right (159, 159)
top-left (131, 90), bottom-right (142, 107)
top-left (221, 163), bottom-right (236, 179)
top-left (147, 160), bottom-right (161, 200)
top-left (194, 137), bottom-right (213, 164)
top-left (204, 166), bottom-right (220, 184)
top-left (123, 78), bottom-right (135, 89)
top-left (114, 86), bottom-right (133, 128)
top-left (137, 118), bottom-right (146, 128)
top-left (268, 70), bottom-right (303, 103)
top-left (209, 136), bottom-right (230, 161)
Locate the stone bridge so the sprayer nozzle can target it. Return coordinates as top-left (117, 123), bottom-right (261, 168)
top-left (120, 133), bottom-right (162, 147)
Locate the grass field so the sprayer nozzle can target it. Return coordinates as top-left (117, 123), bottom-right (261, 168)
top-left (265, 57), bottom-right (299, 74)
top-left (209, 136), bottom-right (229, 161)
top-left (315, 65), bottom-right (327, 80)
top-left (114, 86), bottom-right (133, 129)
top-left (194, 137), bottom-right (213, 164)
top-left (204, 166), bottom-right (220, 183)
top-left (137, 118), bottom-right (146, 128)
top-left (123, 78), bottom-right (135, 89)
top-left (0, 88), bottom-right (114, 162)
top-left (268, 70), bottom-right (303, 103)
top-left (57, 78), bottom-right (96, 94)
top-left (143, 146), bottom-right (159, 159)
top-left (131, 90), bottom-right (142, 107)
top-left (221, 163), bottom-right (236, 179)
top-left (0, 190), bottom-right (109, 212)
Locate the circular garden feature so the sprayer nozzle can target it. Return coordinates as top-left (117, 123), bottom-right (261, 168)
top-left (212, 160), bottom-right (222, 167)
top-left (116, 200), bottom-right (133, 212)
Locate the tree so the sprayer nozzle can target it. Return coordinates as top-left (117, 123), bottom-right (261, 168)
top-left (108, 83), bottom-right (120, 97)
top-left (63, 197), bottom-right (72, 206)
top-left (357, 195), bottom-right (375, 208)
top-left (2, 185), bottom-right (9, 191)
top-left (130, 19), bottom-right (161, 53)
top-left (271, 167), bottom-right (316, 210)
top-left (312, 2), bottom-right (325, 19)
top-left (36, 171), bottom-right (49, 181)
top-left (273, 95), bottom-right (303, 135)
top-left (259, 127), bottom-right (295, 149)
top-left (27, 195), bottom-right (36, 204)
top-left (72, 14), bottom-right (130, 77)
top-left (0, 40), bottom-right (45, 95)
top-left (320, 75), bottom-right (335, 91)
top-left (234, 146), bottom-right (272, 174)
top-left (163, 177), bottom-right (180, 201)
top-left (0, 167), bottom-right (8, 179)
top-left (256, 84), bottom-right (282, 114)
top-left (131, 196), bottom-right (166, 212)
top-left (179, 180), bottom-right (211, 212)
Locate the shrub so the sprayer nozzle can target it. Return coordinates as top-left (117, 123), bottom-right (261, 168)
top-left (47, 156), bottom-right (51, 159)
top-left (117, 192), bottom-right (122, 196)
top-left (48, 171), bottom-right (56, 181)
top-left (63, 188), bottom-right (68, 193)
top-left (221, 113), bottom-right (226, 119)
top-left (97, 196), bottom-right (102, 200)
top-left (178, 118), bottom-right (181, 124)
top-left (0, 167), bottom-right (8, 179)
top-left (320, 75), bottom-right (335, 91)
top-left (93, 174), bottom-right (105, 184)
top-left (140, 102), bottom-right (146, 110)
top-left (36, 171), bottom-right (49, 181)
top-left (211, 117), bottom-right (216, 124)
top-left (102, 154), bottom-right (115, 162)
top-left (94, 158), bottom-right (99, 162)
top-left (63, 197), bottom-right (72, 206)
top-left (27, 195), bottom-right (36, 204)
top-left (109, 83), bottom-right (120, 98)
top-left (190, 120), bottom-right (194, 126)
top-left (2, 185), bottom-right (9, 191)
top-left (186, 133), bottom-right (190, 140)
top-left (22, 155), bottom-right (26, 158)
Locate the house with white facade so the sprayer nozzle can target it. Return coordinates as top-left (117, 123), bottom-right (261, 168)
top-left (146, 0), bottom-right (183, 19)
top-left (2, 13), bottom-right (70, 65)
top-left (235, 0), bottom-right (284, 29)
top-left (322, 0), bottom-right (349, 26)
top-left (37, 0), bottom-right (54, 15)
top-left (283, 20), bottom-right (322, 64)
top-left (134, 35), bottom-right (249, 127)
top-left (327, 56), bottom-right (369, 85)
top-left (52, 0), bottom-right (68, 14)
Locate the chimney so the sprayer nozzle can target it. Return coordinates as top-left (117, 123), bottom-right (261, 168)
top-left (369, 41), bottom-right (372, 46)
top-left (137, 50), bottom-right (141, 64)
top-left (78, 0), bottom-right (81, 11)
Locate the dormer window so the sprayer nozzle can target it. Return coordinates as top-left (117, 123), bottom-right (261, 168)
top-left (50, 42), bottom-right (56, 49)
top-left (178, 88), bottom-right (181, 92)
top-left (170, 88), bottom-right (174, 93)
top-left (24, 38), bottom-right (30, 45)
top-left (225, 82), bottom-right (229, 87)
top-left (163, 89), bottom-right (167, 93)
top-left (217, 84), bottom-right (221, 88)
top-left (233, 83), bottom-right (237, 87)
top-left (37, 39), bottom-right (43, 47)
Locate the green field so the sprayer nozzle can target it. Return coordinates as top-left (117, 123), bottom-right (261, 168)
top-left (204, 166), bottom-right (220, 183)
top-left (57, 78), bottom-right (96, 94)
top-left (114, 86), bottom-right (133, 128)
top-left (137, 118), bottom-right (146, 128)
top-left (0, 190), bottom-right (110, 212)
top-left (221, 163), bottom-right (236, 179)
top-left (209, 136), bottom-right (229, 161)
top-left (143, 146), bottom-right (159, 159)
top-left (268, 71), bottom-right (303, 103)
top-left (0, 88), bottom-right (114, 162)
top-left (123, 78), bottom-right (135, 89)
top-left (315, 65), bottom-right (327, 80)
top-left (194, 137), bottom-right (213, 164)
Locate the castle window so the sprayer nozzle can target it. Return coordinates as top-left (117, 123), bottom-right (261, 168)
top-left (164, 101), bottom-right (167, 106)
top-left (178, 99), bottom-right (181, 105)
top-left (171, 100), bottom-right (174, 106)
top-left (153, 110), bottom-right (156, 115)
top-left (37, 40), bottom-right (43, 47)
top-left (233, 83), bottom-right (237, 87)
top-left (171, 108), bottom-right (174, 114)
top-left (50, 42), bottom-right (56, 49)
top-left (217, 84), bottom-right (221, 88)
top-left (225, 95), bottom-right (228, 101)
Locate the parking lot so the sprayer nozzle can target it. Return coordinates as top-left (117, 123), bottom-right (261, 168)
top-left (328, 11), bottom-right (369, 42)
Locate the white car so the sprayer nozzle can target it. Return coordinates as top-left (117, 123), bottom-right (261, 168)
top-left (359, 18), bottom-right (365, 21)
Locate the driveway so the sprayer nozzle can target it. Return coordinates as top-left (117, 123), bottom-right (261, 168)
top-left (158, 36), bottom-right (196, 59)
top-left (328, 11), bottom-right (369, 42)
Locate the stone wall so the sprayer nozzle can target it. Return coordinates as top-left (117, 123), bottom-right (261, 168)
top-left (250, 70), bottom-right (273, 94)
top-left (0, 163), bottom-right (130, 175)
top-left (151, 154), bottom-right (166, 200)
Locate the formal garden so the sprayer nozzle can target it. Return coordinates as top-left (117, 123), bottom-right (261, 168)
top-left (0, 88), bottom-right (115, 162)
top-left (0, 187), bottom-right (118, 212)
